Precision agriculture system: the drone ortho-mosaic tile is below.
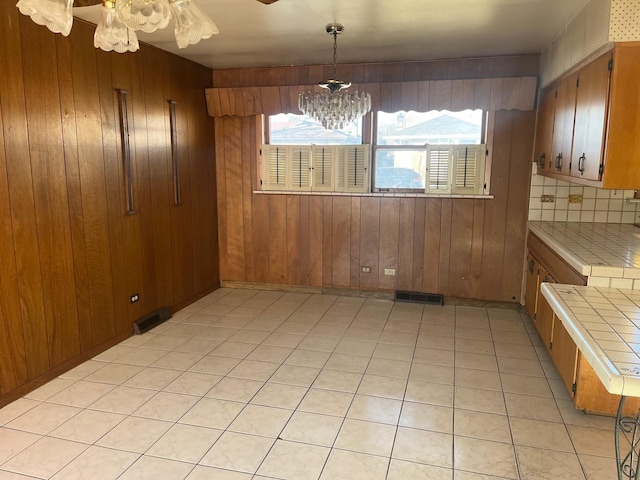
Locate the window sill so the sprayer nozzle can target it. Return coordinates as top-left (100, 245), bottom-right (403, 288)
top-left (254, 190), bottom-right (494, 199)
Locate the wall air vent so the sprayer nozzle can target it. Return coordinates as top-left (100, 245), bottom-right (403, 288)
top-left (133, 307), bottom-right (172, 335)
top-left (394, 291), bottom-right (444, 305)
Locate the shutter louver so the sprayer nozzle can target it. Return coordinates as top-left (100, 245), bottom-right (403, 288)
top-left (426, 145), bottom-right (452, 194)
top-left (262, 145), bottom-right (289, 190)
top-left (337, 145), bottom-right (370, 193)
top-left (311, 146), bottom-right (335, 191)
top-left (452, 145), bottom-right (485, 194)
top-left (290, 146), bottom-right (312, 191)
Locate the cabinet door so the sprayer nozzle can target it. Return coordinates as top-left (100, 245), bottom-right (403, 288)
top-left (550, 318), bottom-right (579, 398)
top-left (534, 88), bottom-right (556, 173)
top-left (572, 52), bottom-right (612, 181)
top-left (551, 75), bottom-right (578, 176)
top-left (524, 253), bottom-right (539, 320)
top-left (536, 267), bottom-right (555, 350)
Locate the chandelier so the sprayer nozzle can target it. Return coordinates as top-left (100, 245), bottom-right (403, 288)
top-left (16, 0), bottom-right (218, 54)
top-left (298, 24), bottom-right (371, 130)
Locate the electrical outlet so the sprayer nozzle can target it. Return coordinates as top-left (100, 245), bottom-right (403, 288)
top-left (568, 194), bottom-right (583, 204)
top-left (130, 294), bottom-right (140, 304)
top-left (361, 266), bottom-right (371, 273)
top-left (540, 194), bottom-right (555, 203)
top-left (384, 268), bottom-right (396, 276)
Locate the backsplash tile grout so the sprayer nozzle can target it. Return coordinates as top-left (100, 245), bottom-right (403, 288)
top-left (528, 164), bottom-right (640, 224)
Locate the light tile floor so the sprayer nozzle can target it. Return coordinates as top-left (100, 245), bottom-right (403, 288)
top-left (0, 288), bottom-right (619, 479)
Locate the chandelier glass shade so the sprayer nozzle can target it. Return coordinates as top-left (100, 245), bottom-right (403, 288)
top-left (298, 24), bottom-right (371, 130)
top-left (115, 0), bottom-right (171, 33)
top-left (16, 0), bottom-right (74, 37)
top-left (94, 1), bottom-right (140, 53)
top-left (15, 0), bottom-right (218, 53)
top-left (169, 0), bottom-right (219, 49)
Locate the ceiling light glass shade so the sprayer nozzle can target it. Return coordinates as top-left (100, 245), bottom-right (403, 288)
top-left (16, 0), bottom-right (73, 37)
top-left (169, 0), bottom-right (218, 49)
top-left (299, 88), bottom-right (371, 130)
top-left (115, 0), bottom-right (170, 33)
top-left (94, 2), bottom-right (140, 53)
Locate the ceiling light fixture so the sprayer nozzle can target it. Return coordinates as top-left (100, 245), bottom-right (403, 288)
top-left (298, 23), bottom-right (371, 130)
top-left (94, 1), bottom-right (140, 53)
top-left (16, 0), bottom-right (218, 53)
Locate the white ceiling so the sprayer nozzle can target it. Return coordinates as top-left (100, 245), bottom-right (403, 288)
top-left (74, 0), bottom-right (593, 69)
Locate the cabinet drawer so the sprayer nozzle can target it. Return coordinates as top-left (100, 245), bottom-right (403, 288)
top-left (527, 233), bottom-right (587, 286)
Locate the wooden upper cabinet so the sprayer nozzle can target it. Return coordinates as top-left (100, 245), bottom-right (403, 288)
top-left (535, 43), bottom-right (640, 189)
top-left (534, 88), bottom-right (556, 173)
top-left (551, 74), bottom-right (577, 177)
top-left (602, 44), bottom-right (640, 188)
top-left (571, 52), bottom-right (612, 182)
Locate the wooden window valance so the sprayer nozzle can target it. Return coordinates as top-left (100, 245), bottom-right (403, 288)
top-left (205, 76), bottom-right (537, 118)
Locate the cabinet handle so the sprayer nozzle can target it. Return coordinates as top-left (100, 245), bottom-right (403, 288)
top-left (555, 153), bottom-right (563, 171)
top-left (578, 154), bottom-right (586, 175)
top-left (169, 100), bottom-right (182, 206)
top-left (538, 153), bottom-right (546, 169)
top-left (117, 89), bottom-right (135, 214)
top-left (529, 259), bottom-right (535, 274)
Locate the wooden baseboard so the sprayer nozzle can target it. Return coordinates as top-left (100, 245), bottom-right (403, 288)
top-left (0, 330), bottom-right (132, 409)
top-left (220, 281), bottom-right (523, 309)
top-left (0, 283), bottom-right (222, 409)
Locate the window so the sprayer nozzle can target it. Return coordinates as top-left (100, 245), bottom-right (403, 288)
top-left (374, 110), bottom-right (487, 194)
top-left (259, 109), bottom-right (490, 196)
top-left (269, 113), bottom-right (362, 145)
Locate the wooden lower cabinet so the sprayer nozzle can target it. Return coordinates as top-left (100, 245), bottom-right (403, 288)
top-left (524, 253), bottom-right (539, 319)
top-left (549, 318), bottom-right (578, 398)
top-left (525, 232), bottom-right (640, 416)
top-left (575, 356), bottom-right (640, 416)
top-left (536, 268), bottom-right (555, 350)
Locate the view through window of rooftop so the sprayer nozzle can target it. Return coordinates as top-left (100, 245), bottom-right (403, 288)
top-left (269, 113), bottom-right (362, 145)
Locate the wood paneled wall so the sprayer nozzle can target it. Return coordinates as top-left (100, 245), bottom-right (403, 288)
top-left (0, 9), bottom-right (218, 405)
top-left (212, 56), bottom-right (540, 87)
top-left (214, 58), bottom-right (538, 302)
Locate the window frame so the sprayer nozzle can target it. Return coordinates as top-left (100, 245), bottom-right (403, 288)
top-left (371, 109), bottom-right (489, 194)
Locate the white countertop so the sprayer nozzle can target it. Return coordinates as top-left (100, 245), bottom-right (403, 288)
top-left (541, 283), bottom-right (640, 397)
top-left (529, 222), bottom-right (640, 276)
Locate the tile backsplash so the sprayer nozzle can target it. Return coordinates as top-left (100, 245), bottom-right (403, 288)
top-left (528, 164), bottom-right (640, 223)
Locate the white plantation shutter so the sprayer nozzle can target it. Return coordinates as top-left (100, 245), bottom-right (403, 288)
top-left (311, 146), bottom-right (335, 191)
top-left (289, 146), bottom-right (312, 191)
top-left (426, 145), bottom-right (452, 194)
top-left (337, 145), bottom-right (370, 193)
top-left (452, 145), bottom-right (486, 194)
top-left (424, 144), bottom-right (486, 195)
top-left (261, 145), bottom-right (289, 190)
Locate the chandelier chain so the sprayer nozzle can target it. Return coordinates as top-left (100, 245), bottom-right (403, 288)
top-left (332, 29), bottom-right (338, 79)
